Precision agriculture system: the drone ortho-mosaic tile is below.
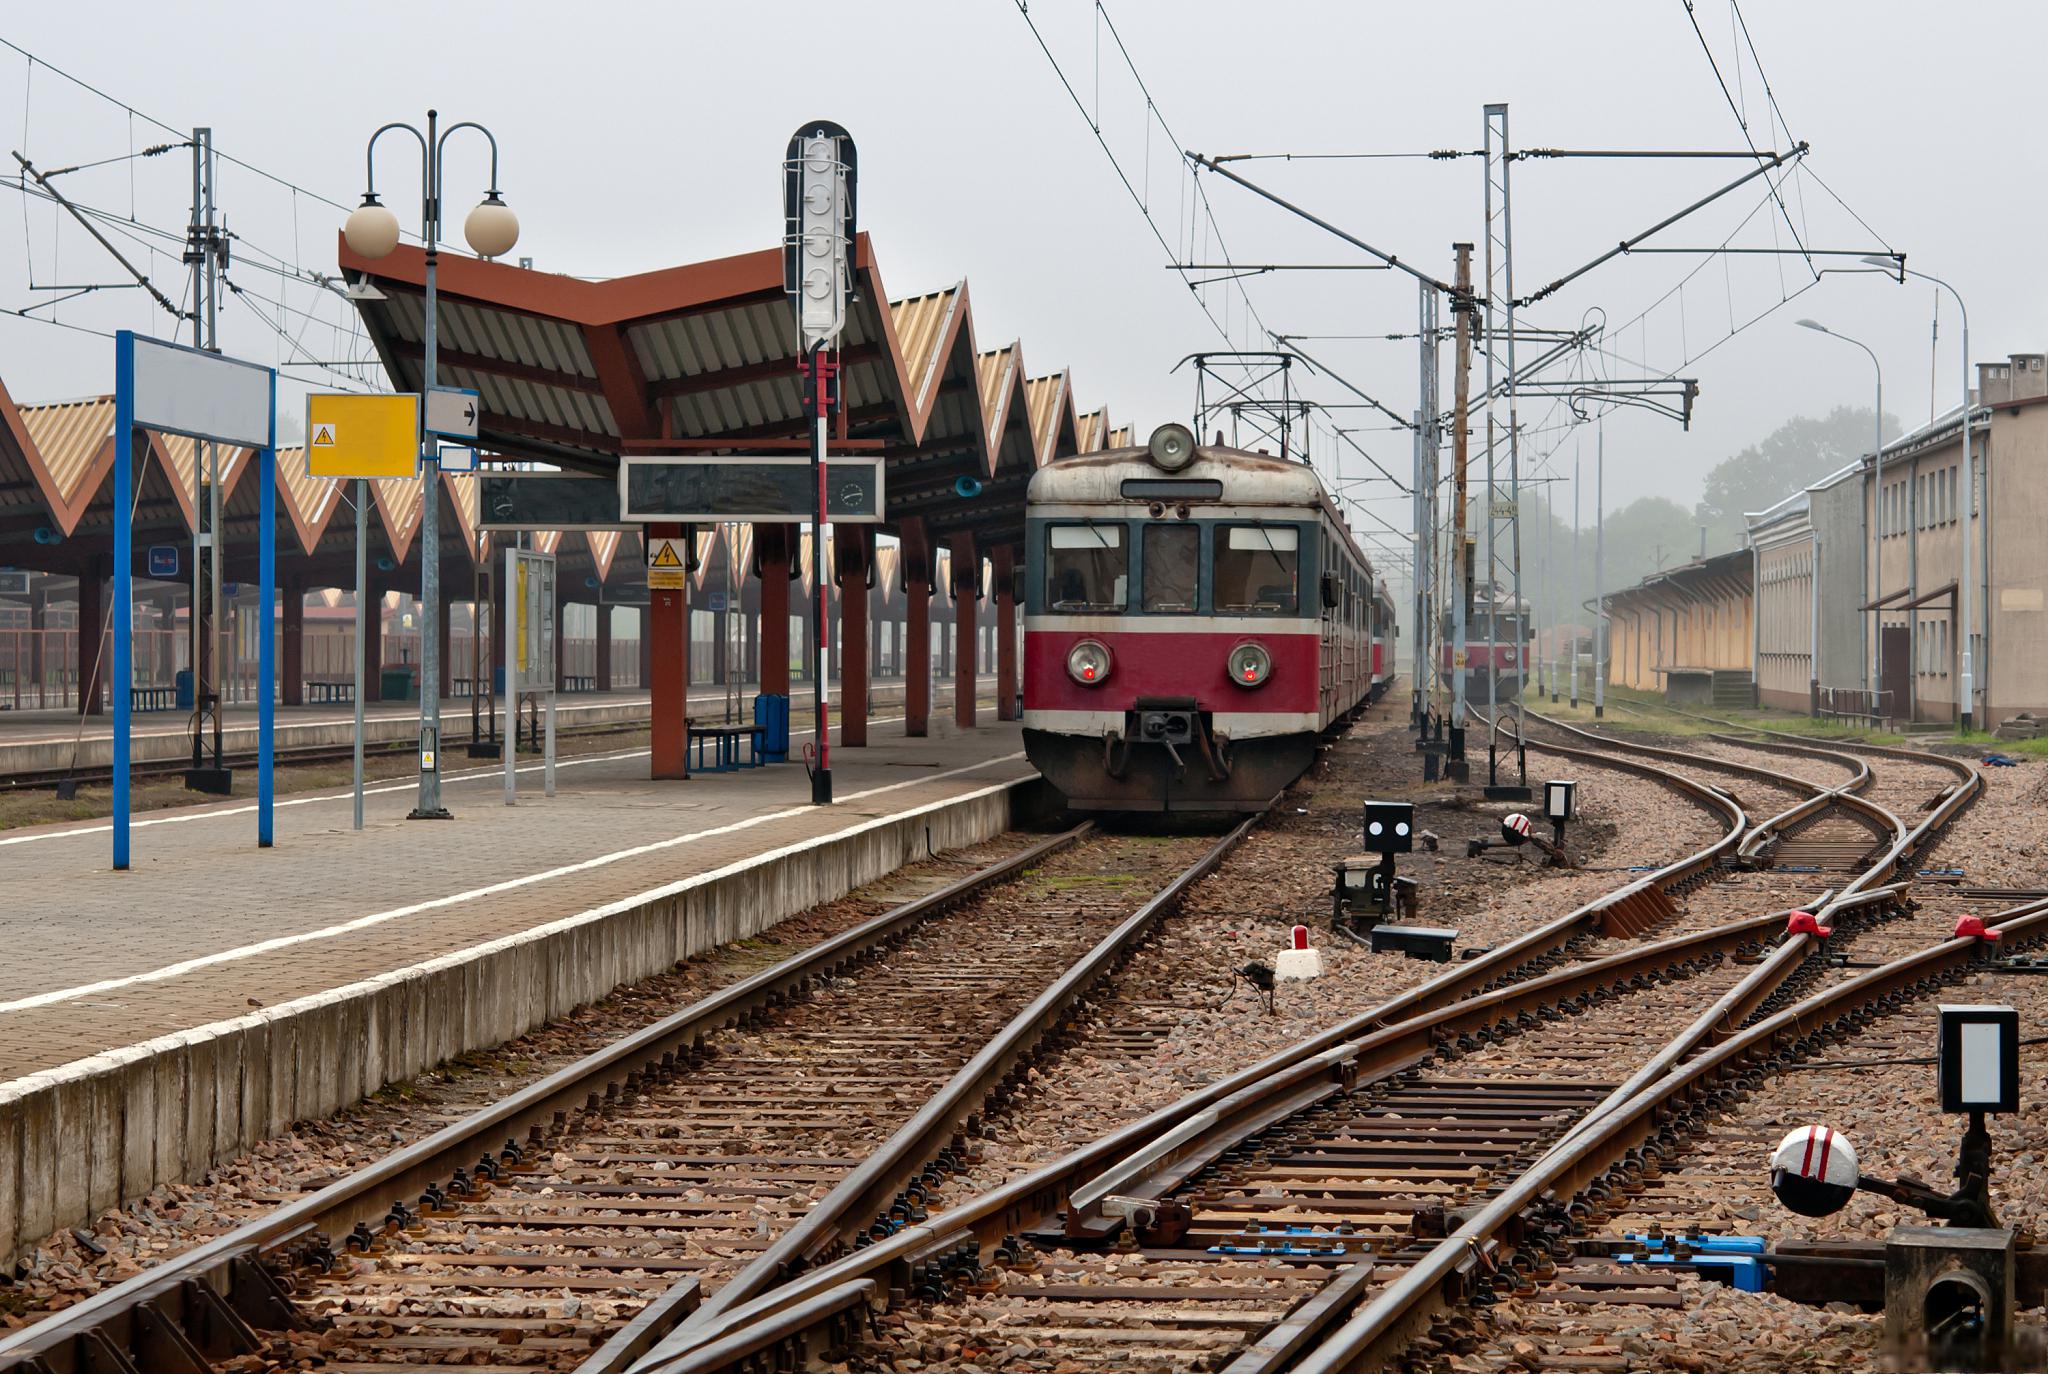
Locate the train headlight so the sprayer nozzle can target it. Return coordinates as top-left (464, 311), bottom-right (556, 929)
top-left (1503, 646), bottom-right (1519, 665)
top-left (1228, 641), bottom-right (1272, 688)
top-left (1066, 640), bottom-right (1112, 686)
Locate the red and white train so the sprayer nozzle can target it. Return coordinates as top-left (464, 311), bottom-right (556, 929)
top-left (1369, 579), bottom-right (1399, 703)
top-left (1439, 585), bottom-right (1533, 702)
top-left (1022, 425), bottom-right (1378, 812)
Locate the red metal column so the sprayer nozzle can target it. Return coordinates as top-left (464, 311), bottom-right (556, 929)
top-left (993, 545), bottom-right (1018, 721)
top-left (901, 519), bottom-right (931, 737)
top-left (75, 566), bottom-right (104, 716)
top-left (757, 524), bottom-right (792, 696)
top-left (438, 588), bottom-right (454, 699)
top-left (363, 585), bottom-right (384, 702)
top-left (950, 533), bottom-right (978, 729)
top-left (596, 604), bottom-right (613, 691)
top-left (282, 581), bottom-right (305, 706)
top-left (834, 525), bottom-right (869, 747)
top-left (649, 522), bottom-right (689, 779)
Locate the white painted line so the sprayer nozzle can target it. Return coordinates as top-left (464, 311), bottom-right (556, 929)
top-left (0, 774), bottom-right (1025, 1098)
top-left (0, 711), bottom-right (917, 847)
top-left (0, 751), bottom-right (1028, 1015)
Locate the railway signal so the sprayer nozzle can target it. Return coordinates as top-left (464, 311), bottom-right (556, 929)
top-left (1543, 778), bottom-right (1576, 848)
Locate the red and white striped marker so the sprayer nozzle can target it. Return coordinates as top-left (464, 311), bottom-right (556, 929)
top-left (1276, 924), bottom-right (1322, 981)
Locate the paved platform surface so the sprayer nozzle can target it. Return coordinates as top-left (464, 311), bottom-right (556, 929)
top-left (0, 676), bottom-right (989, 773)
top-left (0, 714), bottom-right (1030, 1084)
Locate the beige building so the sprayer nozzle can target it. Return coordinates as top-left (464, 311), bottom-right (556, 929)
top-left (1604, 550), bottom-right (1754, 704)
top-left (1746, 352), bottom-right (2048, 726)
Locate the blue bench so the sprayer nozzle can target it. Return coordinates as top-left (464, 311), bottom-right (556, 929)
top-left (688, 722), bottom-right (766, 773)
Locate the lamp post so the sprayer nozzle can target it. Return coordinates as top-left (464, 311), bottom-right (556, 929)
top-left (343, 111), bottom-right (518, 820)
top-left (1863, 256), bottom-right (1976, 732)
top-left (1796, 319), bottom-right (1885, 714)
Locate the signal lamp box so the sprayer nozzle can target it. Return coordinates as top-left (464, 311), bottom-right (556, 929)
top-left (1363, 801), bottom-right (1414, 855)
top-left (1938, 1005), bottom-right (2020, 1115)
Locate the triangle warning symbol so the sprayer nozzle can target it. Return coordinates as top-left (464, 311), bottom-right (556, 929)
top-left (650, 540), bottom-right (684, 569)
top-left (311, 423), bottom-right (336, 447)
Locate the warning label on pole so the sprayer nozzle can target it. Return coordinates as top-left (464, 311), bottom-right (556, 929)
top-left (647, 536), bottom-right (688, 590)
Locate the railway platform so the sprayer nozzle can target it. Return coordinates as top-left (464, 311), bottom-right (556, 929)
top-left (0, 676), bottom-right (994, 778)
top-left (0, 714), bottom-right (1034, 1259)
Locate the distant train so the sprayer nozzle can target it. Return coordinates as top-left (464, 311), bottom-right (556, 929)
top-left (1440, 586), bottom-right (1532, 702)
top-left (1022, 425), bottom-right (1377, 812)
top-left (1369, 580), bottom-right (1398, 703)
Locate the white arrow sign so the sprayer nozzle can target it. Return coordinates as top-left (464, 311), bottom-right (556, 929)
top-left (426, 386), bottom-right (481, 440)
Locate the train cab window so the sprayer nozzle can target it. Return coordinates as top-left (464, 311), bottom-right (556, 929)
top-left (1045, 524), bottom-right (1127, 612)
top-left (1142, 524), bottom-right (1200, 612)
top-left (1213, 525), bottom-right (1299, 615)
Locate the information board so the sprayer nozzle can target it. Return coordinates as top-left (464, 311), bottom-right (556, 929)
top-left (620, 455), bottom-right (883, 523)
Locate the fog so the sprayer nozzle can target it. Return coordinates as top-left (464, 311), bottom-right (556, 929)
top-left (1, 0), bottom-right (2040, 569)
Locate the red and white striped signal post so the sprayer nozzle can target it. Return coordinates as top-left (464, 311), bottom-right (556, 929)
top-left (784, 121), bottom-right (858, 805)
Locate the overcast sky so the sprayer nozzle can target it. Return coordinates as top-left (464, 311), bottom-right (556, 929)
top-left (2, 0), bottom-right (2042, 562)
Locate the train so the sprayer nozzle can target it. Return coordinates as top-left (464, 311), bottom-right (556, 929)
top-left (1022, 423), bottom-right (1378, 813)
top-left (1439, 585), bottom-right (1533, 702)
top-left (1369, 580), bottom-right (1399, 702)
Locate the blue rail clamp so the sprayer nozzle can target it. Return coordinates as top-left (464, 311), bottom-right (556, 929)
top-left (1616, 1231), bottom-right (1766, 1292)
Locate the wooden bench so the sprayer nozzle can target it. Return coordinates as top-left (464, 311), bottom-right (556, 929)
top-left (562, 674), bottom-right (595, 693)
top-left (306, 680), bottom-right (355, 705)
top-left (688, 722), bottom-right (766, 773)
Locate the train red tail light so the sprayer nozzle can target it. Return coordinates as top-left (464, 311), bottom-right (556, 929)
top-left (1066, 640), bottom-right (1112, 686)
top-left (1227, 641), bottom-right (1272, 687)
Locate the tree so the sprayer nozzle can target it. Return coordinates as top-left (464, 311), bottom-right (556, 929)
top-left (1694, 407), bottom-right (1898, 551)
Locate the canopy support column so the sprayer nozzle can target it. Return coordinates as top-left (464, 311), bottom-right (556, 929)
top-left (950, 532), bottom-right (978, 729)
top-left (993, 545), bottom-right (1018, 721)
top-left (833, 525), bottom-right (870, 747)
top-left (757, 524), bottom-right (792, 696)
top-left (649, 521), bottom-right (689, 779)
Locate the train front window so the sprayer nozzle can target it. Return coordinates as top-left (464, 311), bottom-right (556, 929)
top-left (1045, 523), bottom-right (1127, 612)
top-left (1142, 524), bottom-right (1200, 612)
top-left (1213, 525), bottom-right (1298, 614)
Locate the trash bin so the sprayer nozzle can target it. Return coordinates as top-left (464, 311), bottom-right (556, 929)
top-left (175, 668), bottom-right (193, 711)
top-left (381, 665), bottom-right (418, 701)
top-left (754, 692), bottom-right (790, 763)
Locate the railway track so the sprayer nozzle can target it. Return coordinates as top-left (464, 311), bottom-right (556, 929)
top-left (0, 816), bottom-right (1265, 1373)
top-left (605, 717), bottom-right (1981, 1374)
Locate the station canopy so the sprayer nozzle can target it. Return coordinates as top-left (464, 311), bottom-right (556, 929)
top-left (339, 233), bottom-right (1127, 552)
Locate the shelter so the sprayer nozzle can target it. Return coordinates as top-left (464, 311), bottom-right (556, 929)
top-left (339, 233), bottom-right (1124, 777)
top-left (1603, 549), bottom-right (1753, 706)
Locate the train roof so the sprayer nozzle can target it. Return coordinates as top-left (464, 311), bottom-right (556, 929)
top-left (1027, 441), bottom-right (1373, 580)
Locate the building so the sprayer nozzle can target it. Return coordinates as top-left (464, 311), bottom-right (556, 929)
top-left (1747, 351), bottom-right (2048, 726)
top-left (1603, 549), bottom-right (1753, 705)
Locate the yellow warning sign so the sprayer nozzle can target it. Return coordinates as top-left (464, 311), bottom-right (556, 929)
top-left (306, 392), bottom-right (420, 480)
top-left (647, 536), bottom-right (688, 590)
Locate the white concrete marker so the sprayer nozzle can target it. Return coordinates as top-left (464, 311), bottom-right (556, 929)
top-left (1275, 922), bottom-right (1323, 981)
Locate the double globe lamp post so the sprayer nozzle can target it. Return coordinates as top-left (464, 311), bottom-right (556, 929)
top-left (342, 111), bottom-right (518, 819)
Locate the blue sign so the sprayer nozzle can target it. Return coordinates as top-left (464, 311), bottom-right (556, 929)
top-left (708, 590), bottom-right (729, 613)
top-left (147, 544), bottom-right (179, 578)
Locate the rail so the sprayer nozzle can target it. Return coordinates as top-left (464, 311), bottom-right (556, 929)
top-left (0, 823), bottom-right (1095, 1373)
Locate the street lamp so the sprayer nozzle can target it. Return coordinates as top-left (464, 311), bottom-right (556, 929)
top-left (344, 111), bottom-right (518, 820)
top-left (1862, 255), bottom-right (1977, 732)
top-left (1796, 318), bottom-right (1886, 713)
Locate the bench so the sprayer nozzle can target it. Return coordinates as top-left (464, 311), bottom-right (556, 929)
top-left (306, 680), bottom-right (355, 705)
top-left (688, 721), bottom-right (766, 773)
top-left (131, 685), bottom-right (177, 712)
top-left (562, 674), bottom-right (595, 693)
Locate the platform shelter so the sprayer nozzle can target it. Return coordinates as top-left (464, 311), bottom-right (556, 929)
top-left (338, 234), bottom-right (1126, 778)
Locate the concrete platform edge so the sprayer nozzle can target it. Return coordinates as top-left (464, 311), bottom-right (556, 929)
top-left (0, 776), bottom-right (1025, 1263)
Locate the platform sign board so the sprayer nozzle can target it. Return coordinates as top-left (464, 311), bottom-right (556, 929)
top-left (426, 386), bottom-right (480, 440)
top-left (306, 393), bottom-right (421, 480)
top-left (646, 536), bottom-right (689, 590)
top-left (503, 547), bottom-right (558, 805)
top-left (114, 330), bottom-right (278, 870)
top-left (146, 544), bottom-right (179, 578)
top-left (619, 454), bottom-right (883, 523)
top-left (437, 444), bottom-right (478, 473)
top-left (479, 473), bottom-right (635, 531)
top-left (129, 334), bottom-right (273, 448)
